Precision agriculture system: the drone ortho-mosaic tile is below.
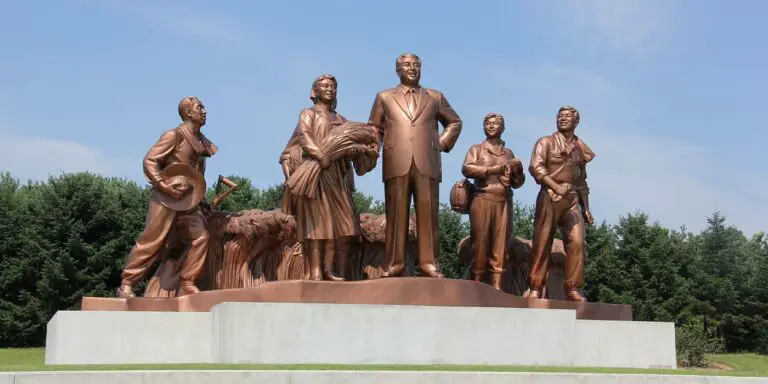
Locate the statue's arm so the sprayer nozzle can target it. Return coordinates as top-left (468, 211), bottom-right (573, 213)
top-left (279, 125), bottom-right (300, 179)
top-left (143, 130), bottom-right (178, 187)
top-left (461, 145), bottom-right (489, 179)
top-left (576, 163), bottom-right (591, 211)
top-left (436, 92), bottom-right (462, 153)
top-left (507, 150), bottom-right (526, 189)
top-left (367, 92), bottom-right (385, 151)
top-left (297, 109), bottom-right (323, 160)
top-left (528, 137), bottom-right (559, 191)
top-left (575, 140), bottom-right (595, 217)
top-left (346, 161), bottom-right (356, 192)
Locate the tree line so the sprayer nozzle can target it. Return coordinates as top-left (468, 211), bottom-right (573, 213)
top-left (0, 171), bottom-right (765, 361)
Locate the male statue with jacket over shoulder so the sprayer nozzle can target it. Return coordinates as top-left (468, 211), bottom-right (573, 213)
top-left (526, 105), bottom-right (595, 302)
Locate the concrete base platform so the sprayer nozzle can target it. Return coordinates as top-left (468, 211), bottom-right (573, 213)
top-left (47, 301), bottom-right (675, 368)
top-left (79, 277), bottom-right (633, 321)
top-left (4, 371), bottom-right (768, 384)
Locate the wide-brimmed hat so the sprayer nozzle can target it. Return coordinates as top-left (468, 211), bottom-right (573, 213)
top-left (157, 163), bottom-right (206, 212)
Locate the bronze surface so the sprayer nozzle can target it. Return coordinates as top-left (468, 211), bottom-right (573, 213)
top-left (367, 53), bottom-right (462, 278)
top-left (527, 106), bottom-right (595, 303)
top-left (157, 163), bottom-right (206, 212)
top-left (117, 96), bottom-right (218, 298)
top-left (461, 113), bottom-right (526, 290)
top-left (82, 277), bottom-right (632, 321)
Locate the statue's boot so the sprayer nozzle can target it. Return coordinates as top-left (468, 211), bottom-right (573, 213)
top-left (116, 284), bottom-right (136, 298)
top-left (323, 240), bottom-right (344, 282)
top-left (525, 286), bottom-right (543, 299)
top-left (304, 240), bottom-right (322, 281)
top-left (381, 265), bottom-right (405, 277)
top-left (178, 283), bottom-right (200, 296)
top-left (419, 264), bottom-right (445, 278)
top-left (565, 288), bottom-right (588, 303)
top-left (489, 272), bottom-right (502, 291)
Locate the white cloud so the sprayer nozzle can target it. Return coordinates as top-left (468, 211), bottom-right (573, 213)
top-left (0, 130), bottom-right (141, 184)
top-left (584, 128), bottom-right (726, 231)
top-left (546, 0), bottom-right (678, 59)
top-left (80, 0), bottom-right (247, 45)
top-left (490, 63), bottom-right (625, 109)
top-left (586, 126), bottom-right (768, 236)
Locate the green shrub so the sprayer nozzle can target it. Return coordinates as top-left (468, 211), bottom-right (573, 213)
top-left (676, 317), bottom-right (725, 367)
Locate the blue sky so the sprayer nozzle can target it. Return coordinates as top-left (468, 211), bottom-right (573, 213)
top-left (1, 0), bottom-right (766, 235)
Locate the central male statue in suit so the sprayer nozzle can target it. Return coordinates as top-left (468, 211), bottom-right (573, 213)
top-left (368, 53), bottom-right (463, 278)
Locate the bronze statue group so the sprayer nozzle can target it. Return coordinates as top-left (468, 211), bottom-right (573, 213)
top-left (116, 52), bottom-right (595, 303)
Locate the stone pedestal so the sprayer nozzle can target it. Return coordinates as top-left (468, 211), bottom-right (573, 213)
top-left (212, 303), bottom-right (578, 366)
top-left (45, 311), bottom-right (212, 365)
top-left (47, 280), bottom-right (676, 369)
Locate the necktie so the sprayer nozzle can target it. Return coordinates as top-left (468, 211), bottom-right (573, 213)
top-left (406, 89), bottom-right (416, 118)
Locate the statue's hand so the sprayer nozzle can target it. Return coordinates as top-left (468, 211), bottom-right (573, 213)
top-left (367, 143), bottom-right (379, 157)
top-left (507, 158), bottom-right (522, 171)
top-left (553, 183), bottom-right (573, 196)
top-left (489, 165), bottom-right (506, 175)
top-left (317, 153), bottom-right (331, 169)
top-left (281, 160), bottom-right (291, 180)
top-left (499, 174), bottom-right (511, 187)
top-left (159, 180), bottom-right (187, 200)
top-left (583, 210), bottom-right (594, 225)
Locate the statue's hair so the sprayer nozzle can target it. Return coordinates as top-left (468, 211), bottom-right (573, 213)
top-left (558, 105), bottom-right (580, 124)
top-left (310, 74), bottom-right (337, 110)
top-left (178, 96), bottom-right (201, 121)
top-left (310, 74), bottom-right (337, 100)
top-left (395, 52), bottom-right (421, 70)
top-left (483, 112), bottom-right (505, 128)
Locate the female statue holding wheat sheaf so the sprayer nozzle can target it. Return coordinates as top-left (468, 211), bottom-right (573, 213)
top-left (280, 74), bottom-right (378, 281)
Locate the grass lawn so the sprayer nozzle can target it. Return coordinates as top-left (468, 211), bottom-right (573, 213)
top-left (1, 348), bottom-right (767, 377)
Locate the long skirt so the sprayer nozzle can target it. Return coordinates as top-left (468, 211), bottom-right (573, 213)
top-left (293, 161), bottom-right (360, 241)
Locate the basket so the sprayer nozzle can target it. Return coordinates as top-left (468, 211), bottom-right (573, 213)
top-left (449, 178), bottom-right (473, 214)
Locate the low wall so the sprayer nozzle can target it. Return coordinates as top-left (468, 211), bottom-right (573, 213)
top-left (3, 371), bottom-right (767, 384)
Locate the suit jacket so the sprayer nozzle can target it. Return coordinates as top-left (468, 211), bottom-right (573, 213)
top-left (368, 84), bottom-right (462, 182)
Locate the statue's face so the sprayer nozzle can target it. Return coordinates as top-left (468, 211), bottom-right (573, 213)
top-left (484, 116), bottom-right (504, 139)
top-left (187, 100), bottom-right (207, 126)
top-left (397, 56), bottom-right (421, 84)
top-left (315, 78), bottom-right (337, 105)
top-left (557, 109), bottom-right (577, 132)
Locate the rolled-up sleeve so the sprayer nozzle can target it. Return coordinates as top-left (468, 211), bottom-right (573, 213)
top-left (143, 130), bottom-right (177, 187)
top-left (461, 145), bottom-right (487, 179)
top-left (528, 137), bottom-right (550, 184)
top-left (297, 109), bottom-right (323, 159)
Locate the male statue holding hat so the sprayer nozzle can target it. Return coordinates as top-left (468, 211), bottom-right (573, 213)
top-left (117, 96), bottom-right (218, 298)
